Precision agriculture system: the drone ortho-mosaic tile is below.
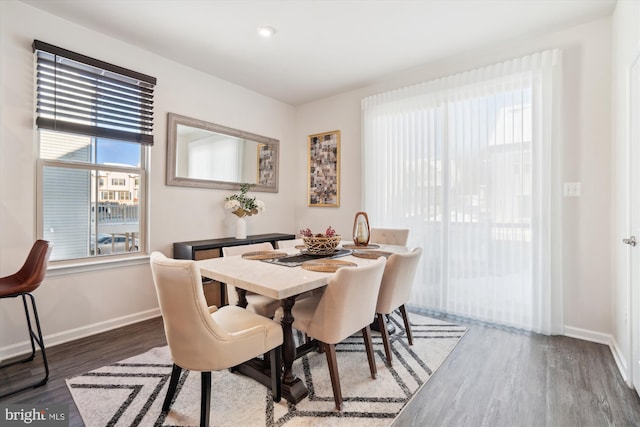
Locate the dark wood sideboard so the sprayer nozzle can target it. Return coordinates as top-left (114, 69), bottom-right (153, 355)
top-left (173, 233), bottom-right (296, 307)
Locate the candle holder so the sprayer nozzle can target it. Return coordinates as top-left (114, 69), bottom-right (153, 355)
top-left (352, 211), bottom-right (370, 246)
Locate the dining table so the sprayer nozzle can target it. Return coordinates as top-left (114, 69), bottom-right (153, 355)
top-left (197, 243), bottom-right (406, 403)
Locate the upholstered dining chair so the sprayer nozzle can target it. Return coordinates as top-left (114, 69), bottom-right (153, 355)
top-left (150, 252), bottom-right (283, 427)
top-left (0, 239), bottom-right (53, 398)
top-left (370, 227), bottom-right (410, 246)
top-left (275, 238), bottom-right (304, 249)
top-left (222, 242), bottom-right (281, 317)
top-left (376, 247), bottom-right (423, 366)
top-left (280, 257), bottom-right (387, 411)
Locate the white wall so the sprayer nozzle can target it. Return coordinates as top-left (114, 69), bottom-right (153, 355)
top-left (0, 0), bottom-right (296, 357)
top-left (0, 0), bottom-right (619, 358)
top-left (612, 0), bottom-right (640, 382)
top-left (295, 18), bottom-right (613, 337)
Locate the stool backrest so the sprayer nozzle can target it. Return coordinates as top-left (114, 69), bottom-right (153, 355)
top-left (15, 240), bottom-right (53, 293)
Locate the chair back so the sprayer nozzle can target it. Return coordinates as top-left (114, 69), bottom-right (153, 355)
top-left (221, 242), bottom-right (275, 306)
top-left (276, 239), bottom-right (303, 249)
top-left (9, 240), bottom-right (53, 295)
top-left (307, 257), bottom-right (386, 344)
top-left (149, 252), bottom-right (236, 371)
top-left (376, 248), bottom-right (422, 314)
top-left (222, 242), bottom-right (273, 257)
top-left (370, 228), bottom-right (410, 246)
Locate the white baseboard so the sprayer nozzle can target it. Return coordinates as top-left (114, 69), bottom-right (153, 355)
top-left (564, 325), bottom-right (629, 385)
top-left (0, 308), bottom-right (161, 361)
top-left (564, 325), bottom-right (611, 345)
top-left (610, 339), bottom-right (630, 385)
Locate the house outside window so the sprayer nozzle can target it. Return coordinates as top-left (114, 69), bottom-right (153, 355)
top-left (34, 40), bottom-right (156, 261)
top-left (40, 131), bottom-right (145, 260)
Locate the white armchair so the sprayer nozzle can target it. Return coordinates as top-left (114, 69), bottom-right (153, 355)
top-left (222, 242), bottom-right (281, 317)
top-left (376, 247), bottom-right (423, 365)
top-left (370, 227), bottom-right (410, 246)
top-left (150, 252), bottom-right (283, 427)
top-left (275, 238), bottom-right (304, 249)
top-left (280, 257), bottom-right (387, 410)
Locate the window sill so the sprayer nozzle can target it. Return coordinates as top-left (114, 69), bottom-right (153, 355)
top-left (47, 254), bottom-right (150, 277)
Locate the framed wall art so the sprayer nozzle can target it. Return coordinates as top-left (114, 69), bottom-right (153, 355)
top-left (308, 130), bottom-right (340, 207)
top-left (257, 143), bottom-right (276, 186)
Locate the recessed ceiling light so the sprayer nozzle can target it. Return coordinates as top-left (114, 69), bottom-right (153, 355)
top-left (257, 26), bottom-right (276, 38)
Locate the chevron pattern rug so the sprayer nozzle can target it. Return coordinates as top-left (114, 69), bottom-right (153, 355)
top-left (66, 312), bottom-right (466, 427)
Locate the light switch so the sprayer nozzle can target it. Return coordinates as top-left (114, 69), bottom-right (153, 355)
top-left (564, 182), bottom-right (581, 197)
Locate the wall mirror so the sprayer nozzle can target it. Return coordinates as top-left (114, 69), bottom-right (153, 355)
top-left (166, 113), bottom-right (279, 192)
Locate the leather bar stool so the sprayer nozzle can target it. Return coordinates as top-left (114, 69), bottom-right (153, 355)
top-left (0, 240), bottom-right (53, 398)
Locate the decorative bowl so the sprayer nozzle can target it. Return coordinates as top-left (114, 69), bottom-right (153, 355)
top-left (302, 235), bottom-right (341, 255)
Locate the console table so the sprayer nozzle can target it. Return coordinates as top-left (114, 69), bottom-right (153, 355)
top-left (173, 233), bottom-right (295, 306)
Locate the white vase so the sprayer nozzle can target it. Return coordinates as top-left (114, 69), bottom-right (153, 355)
top-left (235, 216), bottom-right (247, 239)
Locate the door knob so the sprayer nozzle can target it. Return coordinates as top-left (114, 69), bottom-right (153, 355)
top-left (623, 236), bottom-right (637, 247)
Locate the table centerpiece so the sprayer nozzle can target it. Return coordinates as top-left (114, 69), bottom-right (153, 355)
top-left (300, 226), bottom-right (341, 255)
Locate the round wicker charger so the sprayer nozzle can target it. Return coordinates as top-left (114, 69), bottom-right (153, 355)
top-left (351, 250), bottom-right (393, 259)
top-left (342, 243), bottom-right (380, 250)
top-left (241, 251), bottom-right (287, 260)
top-left (301, 259), bottom-right (357, 272)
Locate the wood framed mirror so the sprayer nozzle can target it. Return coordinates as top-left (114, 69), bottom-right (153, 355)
top-left (166, 113), bottom-right (279, 192)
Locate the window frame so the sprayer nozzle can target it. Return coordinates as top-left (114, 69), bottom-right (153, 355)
top-left (36, 139), bottom-right (149, 265)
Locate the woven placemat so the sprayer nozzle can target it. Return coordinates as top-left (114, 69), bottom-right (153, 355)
top-left (301, 259), bottom-right (357, 272)
top-left (342, 243), bottom-right (381, 250)
top-left (241, 251), bottom-right (287, 260)
top-left (351, 250), bottom-right (394, 259)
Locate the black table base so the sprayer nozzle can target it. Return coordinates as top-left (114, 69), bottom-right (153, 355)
top-left (370, 314), bottom-right (396, 335)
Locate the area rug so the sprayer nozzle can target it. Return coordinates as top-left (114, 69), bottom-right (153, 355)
top-left (66, 312), bottom-right (466, 426)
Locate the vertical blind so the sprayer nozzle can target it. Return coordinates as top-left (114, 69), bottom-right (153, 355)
top-left (33, 40), bottom-right (156, 145)
top-left (362, 50), bottom-right (563, 334)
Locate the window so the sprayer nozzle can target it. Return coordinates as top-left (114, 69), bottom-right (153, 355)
top-left (34, 40), bottom-right (156, 261)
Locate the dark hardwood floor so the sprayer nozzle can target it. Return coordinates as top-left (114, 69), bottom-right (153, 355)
top-left (1, 318), bottom-right (167, 427)
top-left (2, 313), bottom-right (640, 426)
top-left (394, 312), bottom-right (640, 427)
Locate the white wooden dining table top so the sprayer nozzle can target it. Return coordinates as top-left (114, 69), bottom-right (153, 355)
top-left (196, 244), bottom-right (407, 300)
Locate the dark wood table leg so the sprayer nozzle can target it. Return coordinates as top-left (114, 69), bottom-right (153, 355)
top-left (220, 282), bottom-right (226, 307)
top-left (230, 292), bottom-right (308, 403)
top-left (280, 296), bottom-right (308, 403)
top-left (236, 287), bottom-right (248, 308)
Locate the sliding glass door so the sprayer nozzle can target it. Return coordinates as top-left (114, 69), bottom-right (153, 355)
top-left (362, 50), bottom-right (563, 334)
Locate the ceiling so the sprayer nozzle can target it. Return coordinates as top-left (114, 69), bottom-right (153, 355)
top-left (20, 0), bottom-right (616, 106)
